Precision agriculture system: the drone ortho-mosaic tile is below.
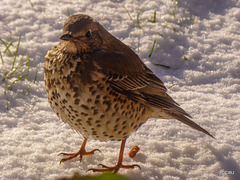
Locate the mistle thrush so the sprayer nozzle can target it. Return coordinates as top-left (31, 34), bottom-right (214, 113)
top-left (44, 14), bottom-right (213, 173)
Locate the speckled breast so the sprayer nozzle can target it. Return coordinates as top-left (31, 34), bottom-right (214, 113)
top-left (44, 44), bottom-right (151, 141)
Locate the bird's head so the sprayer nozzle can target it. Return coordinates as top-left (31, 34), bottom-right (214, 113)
top-left (60, 14), bottom-right (107, 54)
top-left (60, 14), bottom-right (137, 58)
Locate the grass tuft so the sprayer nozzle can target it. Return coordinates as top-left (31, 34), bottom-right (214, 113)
top-left (123, 0), bottom-right (151, 29)
top-left (0, 35), bottom-right (37, 110)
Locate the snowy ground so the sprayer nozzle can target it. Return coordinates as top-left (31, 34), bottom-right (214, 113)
top-left (0, 0), bottom-right (240, 179)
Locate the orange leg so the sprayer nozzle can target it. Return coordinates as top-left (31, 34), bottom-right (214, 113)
top-left (59, 138), bottom-right (100, 163)
top-left (88, 139), bottom-right (141, 173)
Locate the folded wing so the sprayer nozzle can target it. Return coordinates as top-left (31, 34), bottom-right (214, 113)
top-left (88, 50), bottom-right (213, 138)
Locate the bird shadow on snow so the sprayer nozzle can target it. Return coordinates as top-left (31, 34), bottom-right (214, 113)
top-left (207, 144), bottom-right (240, 180)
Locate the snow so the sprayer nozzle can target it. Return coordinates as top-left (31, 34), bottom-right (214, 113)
top-left (0, 0), bottom-right (240, 179)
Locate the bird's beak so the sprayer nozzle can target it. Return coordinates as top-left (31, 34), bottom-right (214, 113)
top-left (60, 33), bottom-right (73, 41)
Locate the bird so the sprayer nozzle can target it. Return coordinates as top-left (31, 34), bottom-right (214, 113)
top-left (44, 14), bottom-right (214, 173)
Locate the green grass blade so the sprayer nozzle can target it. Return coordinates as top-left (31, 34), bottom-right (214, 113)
top-left (122, 5), bottom-right (133, 20)
top-left (0, 38), bottom-right (13, 57)
top-left (27, 85), bottom-right (30, 94)
top-left (137, 0), bottom-right (151, 29)
top-left (147, 10), bottom-right (156, 23)
top-left (172, 9), bottom-right (175, 18)
top-left (6, 95), bottom-right (9, 110)
top-left (3, 56), bottom-right (23, 81)
top-left (2, 71), bottom-right (9, 82)
top-left (149, 39), bottom-right (156, 57)
top-left (33, 70), bottom-right (37, 83)
top-left (12, 34), bottom-right (21, 70)
top-left (153, 10), bottom-right (156, 23)
top-left (4, 81), bottom-right (8, 95)
top-left (168, 82), bottom-right (183, 89)
top-left (181, 51), bottom-right (188, 60)
top-left (3, 41), bottom-right (13, 53)
top-left (154, 63), bottom-right (171, 69)
top-left (189, 18), bottom-right (195, 21)
top-left (28, 0), bottom-right (34, 9)
top-left (8, 75), bottom-right (26, 89)
top-left (26, 54), bottom-right (30, 79)
top-left (137, 10), bottom-right (142, 29)
top-left (0, 52), bottom-right (3, 64)
top-left (157, 32), bottom-right (163, 37)
top-left (67, 8), bottom-right (71, 17)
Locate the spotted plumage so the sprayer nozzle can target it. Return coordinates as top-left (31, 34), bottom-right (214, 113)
top-left (44, 14), bottom-right (213, 173)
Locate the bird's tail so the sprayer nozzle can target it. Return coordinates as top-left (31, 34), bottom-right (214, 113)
top-left (169, 112), bottom-right (215, 139)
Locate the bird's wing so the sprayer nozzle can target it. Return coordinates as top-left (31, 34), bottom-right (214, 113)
top-left (88, 50), bottom-right (214, 138)
top-left (88, 50), bottom-right (179, 111)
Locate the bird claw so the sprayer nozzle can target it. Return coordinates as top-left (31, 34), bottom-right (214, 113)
top-left (58, 152), bottom-right (74, 156)
top-left (131, 164), bottom-right (141, 170)
top-left (79, 149), bottom-right (101, 162)
top-left (98, 163), bottom-right (110, 168)
top-left (91, 149), bottom-right (101, 153)
top-left (59, 148), bottom-right (101, 163)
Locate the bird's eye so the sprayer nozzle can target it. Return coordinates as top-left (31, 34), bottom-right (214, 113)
top-left (85, 31), bottom-right (91, 37)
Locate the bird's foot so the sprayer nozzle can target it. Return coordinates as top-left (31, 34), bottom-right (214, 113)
top-left (59, 148), bottom-right (101, 163)
top-left (87, 163), bottom-right (141, 173)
